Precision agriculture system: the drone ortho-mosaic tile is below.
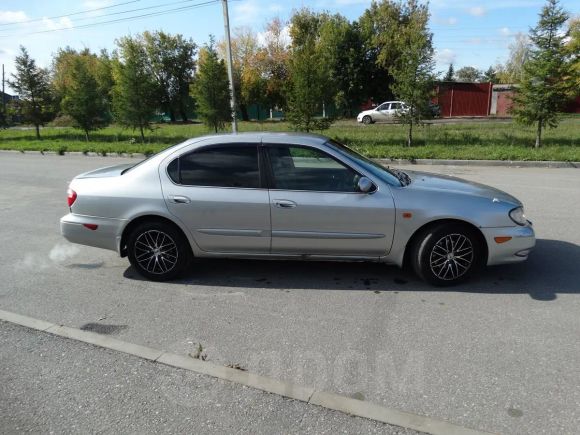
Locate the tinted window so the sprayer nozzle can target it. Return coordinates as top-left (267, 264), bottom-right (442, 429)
top-left (268, 146), bottom-right (359, 192)
top-left (178, 145), bottom-right (260, 188)
top-left (391, 103), bottom-right (400, 110)
top-left (376, 103), bottom-right (389, 111)
top-left (167, 158), bottom-right (179, 183)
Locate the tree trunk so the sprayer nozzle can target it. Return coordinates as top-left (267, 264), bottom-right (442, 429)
top-left (85, 130), bottom-right (89, 142)
top-left (140, 125), bottom-right (145, 143)
top-left (35, 124), bottom-right (40, 140)
top-left (179, 104), bottom-right (188, 122)
top-left (535, 120), bottom-right (542, 148)
top-left (169, 108), bottom-right (176, 123)
top-left (407, 121), bottom-right (413, 147)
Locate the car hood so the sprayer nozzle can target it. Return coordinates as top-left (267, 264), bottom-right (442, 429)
top-left (358, 109), bottom-right (375, 117)
top-left (405, 170), bottom-right (521, 206)
top-left (75, 164), bottom-right (134, 179)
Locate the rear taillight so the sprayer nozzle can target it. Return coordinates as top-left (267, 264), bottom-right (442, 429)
top-left (67, 188), bottom-right (77, 207)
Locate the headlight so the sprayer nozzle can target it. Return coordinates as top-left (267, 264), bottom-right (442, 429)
top-left (509, 207), bottom-right (527, 226)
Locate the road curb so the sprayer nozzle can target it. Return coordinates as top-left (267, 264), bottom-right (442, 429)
top-left (0, 308), bottom-right (492, 435)
top-left (1, 149), bottom-right (578, 168)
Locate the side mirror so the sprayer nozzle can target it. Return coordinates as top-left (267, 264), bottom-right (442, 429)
top-left (357, 177), bottom-right (375, 193)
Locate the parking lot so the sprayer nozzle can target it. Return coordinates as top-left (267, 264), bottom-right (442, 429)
top-left (1, 152), bottom-right (579, 434)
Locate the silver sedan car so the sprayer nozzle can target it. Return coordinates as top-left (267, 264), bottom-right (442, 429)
top-left (61, 132), bottom-right (535, 286)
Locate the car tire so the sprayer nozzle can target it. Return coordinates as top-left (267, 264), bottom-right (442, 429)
top-left (411, 223), bottom-right (485, 286)
top-left (127, 221), bottom-right (191, 281)
top-left (362, 115), bottom-right (372, 125)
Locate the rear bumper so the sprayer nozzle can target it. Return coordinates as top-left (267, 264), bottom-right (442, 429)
top-left (482, 224), bottom-right (536, 266)
top-left (60, 213), bottom-right (126, 253)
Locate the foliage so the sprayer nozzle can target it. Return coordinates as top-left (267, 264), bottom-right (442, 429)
top-left (142, 31), bottom-right (197, 122)
top-left (565, 18), bottom-right (580, 92)
top-left (482, 66), bottom-right (499, 84)
top-left (61, 56), bottom-right (110, 140)
top-left (112, 36), bottom-right (158, 141)
top-left (191, 37), bottom-right (232, 133)
top-left (496, 33), bottom-right (531, 83)
top-left (512, 0), bottom-right (571, 147)
top-left (285, 9), bottom-right (334, 131)
top-left (387, 0), bottom-right (435, 146)
top-left (7, 46), bottom-right (55, 139)
top-left (443, 63), bottom-right (455, 81)
top-left (455, 66), bottom-right (483, 82)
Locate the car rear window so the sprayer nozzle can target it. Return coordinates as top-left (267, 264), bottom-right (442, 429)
top-left (172, 145), bottom-right (260, 188)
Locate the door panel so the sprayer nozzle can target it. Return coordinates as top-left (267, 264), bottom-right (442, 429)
top-left (161, 144), bottom-right (270, 253)
top-left (266, 145), bottom-right (395, 256)
top-left (270, 190), bottom-right (395, 255)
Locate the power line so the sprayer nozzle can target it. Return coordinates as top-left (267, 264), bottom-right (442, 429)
top-left (0, 1), bottom-right (224, 38)
top-left (0, 0), bottom-right (206, 32)
top-left (0, 0), bottom-right (142, 27)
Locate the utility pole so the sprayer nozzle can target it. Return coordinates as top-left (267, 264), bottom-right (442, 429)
top-left (221, 0), bottom-right (238, 133)
top-left (2, 64), bottom-right (5, 122)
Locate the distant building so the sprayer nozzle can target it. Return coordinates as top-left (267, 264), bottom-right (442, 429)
top-left (1, 91), bottom-right (18, 105)
top-left (433, 82), bottom-right (493, 118)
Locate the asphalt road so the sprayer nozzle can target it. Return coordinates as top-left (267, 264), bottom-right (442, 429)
top-left (1, 152), bottom-right (579, 434)
top-left (1, 321), bottom-right (412, 434)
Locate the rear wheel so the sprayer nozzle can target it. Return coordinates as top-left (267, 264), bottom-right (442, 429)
top-left (127, 221), bottom-right (190, 281)
top-left (362, 115), bottom-right (372, 125)
top-left (411, 223), bottom-right (484, 286)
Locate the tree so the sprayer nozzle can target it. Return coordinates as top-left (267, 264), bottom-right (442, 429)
top-left (565, 18), bottom-right (579, 92)
top-left (142, 31), bottom-right (197, 122)
top-left (443, 63), bottom-right (455, 81)
top-left (258, 18), bottom-right (290, 114)
top-left (52, 48), bottom-right (114, 121)
top-left (285, 9), bottom-right (334, 131)
top-left (112, 36), bottom-right (157, 142)
top-left (455, 66), bottom-right (483, 82)
top-left (191, 37), bottom-right (231, 133)
top-left (219, 27), bottom-right (262, 121)
top-left (61, 57), bottom-right (109, 141)
top-left (496, 33), bottom-right (531, 83)
top-left (318, 13), bottom-right (366, 117)
top-left (482, 66), bottom-right (499, 83)
top-left (383, 0), bottom-right (435, 147)
top-left (8, 46), bottom-right (54, 139)
top-left (512, 0), bottom-right (570, 148)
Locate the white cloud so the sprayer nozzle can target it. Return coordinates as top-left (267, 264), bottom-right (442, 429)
top-left (0, 10), bottom-right (28, 24)
top-left (499, 27), bottom-right (512, 37)
top-left (232, 0), bottom-right (261, 26)
top-left (42, 17), bottom-right (73, 31)
top-left (436, 48), bottom-right (456, 64)
top-left (468, 6), bottom-right (486, 16)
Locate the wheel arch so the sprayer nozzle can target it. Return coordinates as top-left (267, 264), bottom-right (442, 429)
top-left (119, 214), bottom-right (193, 258)
top-left (402, 218), bottom-right (488, 268)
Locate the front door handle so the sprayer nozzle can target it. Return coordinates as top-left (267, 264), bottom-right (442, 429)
top-left (274, 200), bottom-right (297, 209)
top-left (169, 195), bottom-right (191, 204)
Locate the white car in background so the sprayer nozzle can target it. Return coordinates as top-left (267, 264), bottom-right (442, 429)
top-left (357, 101), bottom-right (407, 124)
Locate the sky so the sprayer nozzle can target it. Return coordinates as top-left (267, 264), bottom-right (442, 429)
top-left (0, 0), bottom-right (578, 93)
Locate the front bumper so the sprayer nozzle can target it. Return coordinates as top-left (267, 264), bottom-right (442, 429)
top-left (60, 213), bottom-right (126, 253)
top-left (482, 224), bottom-right (536, 266)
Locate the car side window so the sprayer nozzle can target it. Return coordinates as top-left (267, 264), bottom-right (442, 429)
top-left (268, 146), bottom-right (359, 192)
top-left (377, 103), bottom-right (388, 111)
top-left (391, 103), bottom-right (400, 110)
top-left (171, 145), bottom-right (260, 188)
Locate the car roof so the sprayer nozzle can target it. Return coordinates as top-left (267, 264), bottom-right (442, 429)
top-left (188, 131), bottom-right (330, 146)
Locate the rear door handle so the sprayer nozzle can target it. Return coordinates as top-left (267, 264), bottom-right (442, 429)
top-left (169, 195), bottom-right (191, 204)
top-left (274, 200), bottom-right (297, 209)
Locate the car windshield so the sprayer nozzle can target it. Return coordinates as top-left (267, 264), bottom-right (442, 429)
top-left (326, 140), bottom-right (404, 186)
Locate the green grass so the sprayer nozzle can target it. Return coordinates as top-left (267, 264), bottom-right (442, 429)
top-left (1, 117), bottom-right (579, 161)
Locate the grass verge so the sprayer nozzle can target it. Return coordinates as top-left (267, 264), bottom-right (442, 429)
top-left (1, 117), bottom-right (579, 161)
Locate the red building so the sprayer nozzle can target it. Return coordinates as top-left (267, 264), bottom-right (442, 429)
top-left (433, 82), bottom-right (493, 117)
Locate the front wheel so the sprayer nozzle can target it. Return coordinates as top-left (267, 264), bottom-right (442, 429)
top-left (127, 221), bottom-right (190, 281)
top-left (411, 224), bottom-right (485, 286)
top-left (362, 115), bottom-right (372, 125)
